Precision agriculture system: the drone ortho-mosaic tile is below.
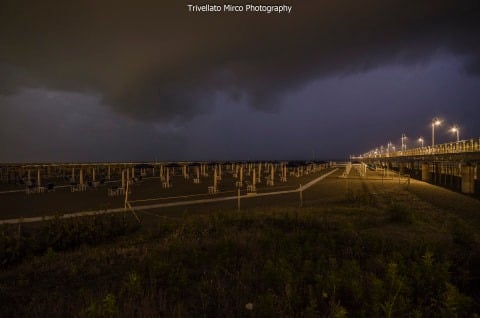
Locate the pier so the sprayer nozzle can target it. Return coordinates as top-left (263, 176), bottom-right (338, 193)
top-left (354, 137), bottom-right (480, 195)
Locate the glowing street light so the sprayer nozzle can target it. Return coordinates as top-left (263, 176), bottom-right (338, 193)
top-left (401, 133), bottom-right (407, 151)
top-left (450, 126), bottom-right (459, 142)
top-left (418, 137), bottom-right (424, 147)
top-left (432, 118), bottom-right (441, 146)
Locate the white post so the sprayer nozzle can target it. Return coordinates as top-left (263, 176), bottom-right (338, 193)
top-left (92, 167), bottom-right (96, 182)
top-left (107, 165), bottom-right (111, 180)
top-left (166, 168), bottom-right (170, 186)
top-left (240, 166), bottom-right (243, 183)
top-left (196, 166), bottom-right (200, 179)
top-left (121, 170), bottom-right (125, 189)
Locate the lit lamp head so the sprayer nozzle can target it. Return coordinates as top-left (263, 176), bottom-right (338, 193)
top-left (432, 118), bottom-right (441, 126)
top-left (450, 126), bottom-right (459, 141)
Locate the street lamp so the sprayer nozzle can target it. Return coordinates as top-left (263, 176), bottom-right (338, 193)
top-left (432, 118), bottom-right (441, 146)
top-left (401, 133), bottom-right (407, 151)
top-left (450, 126), bottom-right (459, 142)
top-left (418, 137), bottom-right (424, 147)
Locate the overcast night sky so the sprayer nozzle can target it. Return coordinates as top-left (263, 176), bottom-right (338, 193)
top-left (1, 1), bottom-right (480, 162)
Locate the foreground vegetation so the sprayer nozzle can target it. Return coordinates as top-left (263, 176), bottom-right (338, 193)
top-left (1, 191), bottom-right (479, 317)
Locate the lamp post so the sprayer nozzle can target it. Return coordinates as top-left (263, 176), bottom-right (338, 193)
top-left (418, 137), bottom-right (424, 147)
top-left (432, 118), bottom-right (441, 146)
top-left (451, 126), bottom-right (459, 142)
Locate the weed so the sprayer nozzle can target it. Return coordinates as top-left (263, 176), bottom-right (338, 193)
top-left (1, 207), bottom-right (479, 316)
top-left (389, 202), bottom-right (414, 224)
top-left (80, 293), bottom-right (118, 318)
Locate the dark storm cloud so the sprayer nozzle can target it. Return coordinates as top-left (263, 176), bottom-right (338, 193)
top-left (0, 89), bottom-right (189, 162)
top-left (0, 0), bottom-right (479, 121)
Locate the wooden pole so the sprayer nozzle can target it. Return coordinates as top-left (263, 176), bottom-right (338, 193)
top-left (299, 184), bottom-right (303, 208)
top-left (213, 168), bottom-right (217, 190)
top-left (125, 178), bottom-right (129, 209)
top-left (237, 188), bottom-right (241, 211)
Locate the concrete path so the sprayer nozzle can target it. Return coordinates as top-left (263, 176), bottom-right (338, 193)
top-left (0, 169), bottom-right (338, 224)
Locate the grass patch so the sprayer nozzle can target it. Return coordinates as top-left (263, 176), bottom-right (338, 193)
top-left (388, 202), bottom-right (415, 224)
top-left (0, 213), bottom-right (140, 268)
top-left (1, 205), bottom-right (479, 317)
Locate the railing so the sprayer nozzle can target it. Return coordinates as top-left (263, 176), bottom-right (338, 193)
top-left (356, 137), bottom-right (480, 159)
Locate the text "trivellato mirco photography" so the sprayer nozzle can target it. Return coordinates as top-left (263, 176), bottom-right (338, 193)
top-left (187, 4), bottom-right (293, 14)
